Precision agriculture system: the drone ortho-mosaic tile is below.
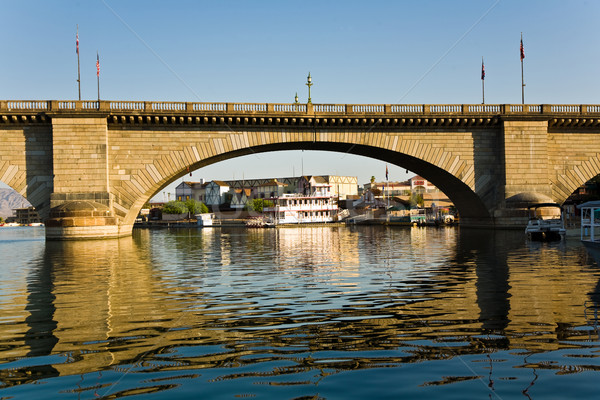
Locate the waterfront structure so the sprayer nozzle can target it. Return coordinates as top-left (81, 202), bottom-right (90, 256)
top-left (204, 181), bottom-right (229, 206)
top-left (225, 175), bottom-right (357, 200)
top-left (13, 207), bottom-right (41, 225)
top-left (263, 190), bottom-right (338, 224)
top-left (1, 100), bottom-right (600, 239)
top-left (365, 176), bottom-right (442, 197)
top-left (256, 179), bottom-right (288, 199)
top-left (175, 180), bottom-right (205, 201)
top-left (230, 188), bottom-right (252, 210)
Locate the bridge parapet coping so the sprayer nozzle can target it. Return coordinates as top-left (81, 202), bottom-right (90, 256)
top-left (2, 100), bottom-right (600, 118)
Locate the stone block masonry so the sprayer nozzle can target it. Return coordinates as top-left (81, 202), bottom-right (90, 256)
top-left (2, 100), bottom-right (600, 238)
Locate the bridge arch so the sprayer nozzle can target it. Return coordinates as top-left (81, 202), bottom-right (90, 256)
top-left (551, 153), bottom-right (600, 205)
top-left (114, 128), bottom-right (496, 226)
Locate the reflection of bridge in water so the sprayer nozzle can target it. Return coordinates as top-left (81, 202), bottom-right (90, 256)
top-left (0, 227), bottom-right (598, 391)
top-left (2, 100), bottom-right (600, 239)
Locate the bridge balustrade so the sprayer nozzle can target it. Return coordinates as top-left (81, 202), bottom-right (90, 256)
top-left (111, 101), bottom-right (145, 111)
top-left (467, 105), bottom-right (501, 113)
top-left (273, 104), bottom-right (307, 112)
top-left (314, 104), bottom-right (346, 113)
top-left (430, 105), bottom-right (462, 113)
top-left (192, 103), bottom-right (226, 112)
top-left (391, 105), bottom-right (424, 113)
top-left (2, 100), bottom-right (600, 117)
top-left (351, 104), bottom-right (384, 113)
top-left (151, 102), bottom-right (186, 111)
top-left (231, 103), bottom-right (266, 112)
top-left (551, 105), bottom-right (581, 113)
top-left (5, 101), bottom-right (49, 111)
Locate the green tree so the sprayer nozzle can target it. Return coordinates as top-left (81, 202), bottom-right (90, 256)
top-left (185, 198), bottom-right (208, 214)
top-left (408, 191), bottom-right (424, 208)
top-left (246, 198), bottom-right (273, 212)
top-left (162, 200), bottom-right (188, 214)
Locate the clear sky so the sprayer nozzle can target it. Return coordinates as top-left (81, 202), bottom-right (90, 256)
top-left (2, 0), bottom-right (599, 196)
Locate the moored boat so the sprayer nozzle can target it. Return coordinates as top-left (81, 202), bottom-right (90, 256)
top-left (577, 200), bottom-right (600, 256)
top-left (525, 203), bottom-right (566, 241)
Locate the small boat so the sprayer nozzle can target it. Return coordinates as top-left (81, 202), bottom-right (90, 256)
top-left (577, 201), bottom-right (600, 255)
top-left (195, 213), bottom-right (215, 227)
top-left (525, 203), bottom-right (566, 241)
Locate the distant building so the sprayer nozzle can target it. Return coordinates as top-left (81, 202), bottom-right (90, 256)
top-left (230, 188), bottom-right (252, 210)
top-left (365, 175), bottom-right (443, 197)
top-left (176, 180), bottom-right (205, 201)
top-left (256, 179), bottom-right (288, 198)
top-left (174, 175), bottom-right (358, 210)
top-left (204, 181), bottom-right (230, 206)
top-left (13, 207), bottom-right (40, 225)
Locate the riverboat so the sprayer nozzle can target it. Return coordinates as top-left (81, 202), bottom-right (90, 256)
top-left (577, 201), bottom-right (600, 256)
top-left (263, 192), bottom-right (337, 225)
top-left (525, 203), bottom-right (566, 241)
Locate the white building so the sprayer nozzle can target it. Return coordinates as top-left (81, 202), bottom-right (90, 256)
top-left (264, 178), bottom-right (338, 224)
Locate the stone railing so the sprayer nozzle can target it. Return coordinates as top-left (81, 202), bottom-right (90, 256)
top-left (2, 100), bottom-right (600, 116)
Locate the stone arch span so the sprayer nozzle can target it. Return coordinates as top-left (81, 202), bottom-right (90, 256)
top-left (110, 128), bottom-right (497, 227)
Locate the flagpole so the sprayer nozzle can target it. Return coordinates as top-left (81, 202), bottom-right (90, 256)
top-left (520, 32), bottom-right (525, 104)
top-left (481, 56), bottom-right (485, 104)
top-left (96, 51), bottom-right (100, 103)
top-left (76, 25), bottom-right (81, 101)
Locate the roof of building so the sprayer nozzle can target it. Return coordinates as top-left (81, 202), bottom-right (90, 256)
top-left (258, 179), bottom-right (288, 187)
top-left (210, 180), bottom-right (230, 187)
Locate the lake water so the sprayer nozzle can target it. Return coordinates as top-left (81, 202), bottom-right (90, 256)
top-left (0, 225), bottom-right (599, 399)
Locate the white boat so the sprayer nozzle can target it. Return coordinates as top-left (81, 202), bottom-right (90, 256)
top-left (195, 213), bottom-right (215, 227)
top-left (577, 201), bottom-right (600, 255)
top-left (525, 203), bottom-right (566, 241)
top-left (263, 192), bottom-right (337, 225)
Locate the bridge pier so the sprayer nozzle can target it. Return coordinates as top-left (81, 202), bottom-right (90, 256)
top-left (44, 193), bottom-right (131, 240)
top-left (45, 116), bottom-right (129, 240)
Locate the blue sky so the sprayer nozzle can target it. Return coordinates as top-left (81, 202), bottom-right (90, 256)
top-left (2, 0), bottom-right (599, 194)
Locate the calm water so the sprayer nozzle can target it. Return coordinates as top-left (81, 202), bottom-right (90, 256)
top-left (0, 225), bottom-right (599, 399)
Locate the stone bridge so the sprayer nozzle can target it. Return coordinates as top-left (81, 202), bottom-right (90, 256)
top-left (1, 100), bottom-right (600, 239)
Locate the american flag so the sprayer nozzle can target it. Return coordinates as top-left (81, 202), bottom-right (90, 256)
top-left (96, 52), bottom-right (100, 77)
top-left (520, 38), bottom-right (525, 60)
top-left (481, 59), bottom-right (485, 80)
top-left (76, 31), bottom-right (79, 55)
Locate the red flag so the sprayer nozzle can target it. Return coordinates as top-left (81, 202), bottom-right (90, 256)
top-left (520, 38), bottom-right (525, 60)
top-left (385, 165), bottom-right (388, 180)
top-left (76, 31), bottom-right (79, 55)
top-left (481, 59), bottom-right (485, 80)
top-left (96, 52), bottom-right (100, 77)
